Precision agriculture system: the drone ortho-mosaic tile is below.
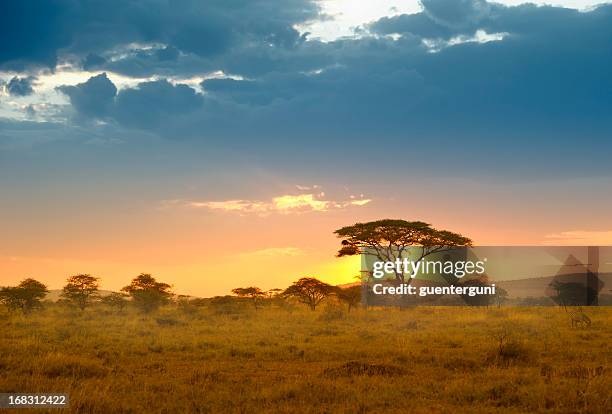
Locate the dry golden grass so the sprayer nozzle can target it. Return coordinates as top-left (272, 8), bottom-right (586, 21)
top-left (0, 303), bottom-right (610, 413)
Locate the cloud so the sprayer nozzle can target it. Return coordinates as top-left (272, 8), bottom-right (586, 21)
top-left (57, 73), bottom-right (117, 118)
top-left (5, 76), bottom-right (36, 96)
top-left (3, 1), bottom-right (612, 178)
top-left (57, 74), bottom-right (203, 129)
top-left (421, 0), bottom-right (490, 28)
top-left (295, 184), bottom-right (321, 191)
top-left (113, 79), bottom-right (203, 129)
top-left (167, 192), bottom-right (371, 215)
top-left (0, 0), bottom-right (319, 68)
top-left (187, 199), bottom-right (269, 214)
top-left (543, 230), bottom-right (612, 245)
top-left (0, 1), bottom-right (67, 68)
top-left (349, 199), bottom-right (371, 206)
top-left (82, 53), bottom-right (107, 71)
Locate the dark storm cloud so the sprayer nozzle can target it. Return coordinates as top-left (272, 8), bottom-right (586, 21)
top-left (195, 2), bottom-right (612, 137)
top-left (113, 80), bottom-right (204, 129)
top-left (371, 0), bottom-right (492, 38)
top-left (0, 0), bottom-right (68, 68)
top-left (5, 76), bottom-right (36, 96)
top-left (4, 0), bottom-right (612, 177)
top-left (57, 74), bottom-right (203, 131)
top-left (51, 0), bottom-right (612, 145)
top-left (371, 0), bottom-right (612, 43)
top-left (0, 0), bottom-right (319, 68)
top-left (420, 0), bottom-right (490, 28)
top-left (57, 73), bottom-right (117, 118)
top-left (82, 53), bottom-right (107, 71)
top-left (155, 46), bottom-right (180, 62)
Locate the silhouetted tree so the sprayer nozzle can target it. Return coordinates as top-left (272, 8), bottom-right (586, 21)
top-left (61, 274), bottom-right (100, 310)
top-left (176, 295), bottom-right (200, 317)
top-left (494, 287), bottom-right (509, 307)
top-left (335, 285), bottom-right (362, 312)
top-left (265, 288), bottom-right (283, 299)
top-left (122, 273), bottom-right (172, 313)
top-left (231, 286), bottom-right (265, 308)
top-left (0, 278), bottom-right (48, 314)
top-left (283, 277), bottom-right (334, 310)
top-left (101, 292), bottom-right (129, 312)
top-left (457, 275), bottom-right (492, 307)
top-left (550, 281), bottom-right (594, 309)
top-left (334, 219), bottom-right (472, 283)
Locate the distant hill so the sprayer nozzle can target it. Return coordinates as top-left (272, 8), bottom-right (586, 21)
top-left (496, 273), bottom-right (612, 299)
top-left (340, 273), bottom-right (612, 300)
top-left (44, 289), bottom-right (116, 302)
top-left (43, 289), bottom-right (198, 302)
top-left (337, 282), bottom-right (361, 289)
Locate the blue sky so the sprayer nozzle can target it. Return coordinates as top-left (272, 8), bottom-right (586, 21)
top-left (1, 0), bottom-right (612, 294)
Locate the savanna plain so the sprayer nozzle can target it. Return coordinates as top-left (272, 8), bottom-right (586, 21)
top-left (1, 303), bottom-right (610, 414)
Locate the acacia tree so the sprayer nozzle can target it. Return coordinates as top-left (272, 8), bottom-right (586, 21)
top-left (457, 275), bottom-right (492, 307)
top-left (494, 287), bottom-right (509, 308)
top-left (0, 278), bottom-right (48, 314)
top-left (550, 281), bottom-right (592, 309)
top-left (335, 285), bottom-right (362, 312)
top-left (335, 219), bottom-right (472, 284)
top-left (231, 287), bottom-right (265, 308)
top-left (122, 273), bottom-right (172, 313)
top-left (61, 274), bottom-right (100, 310)
top-left (265, 288), bottom-right (284, 299)
top-left (283, 277), bottom-right (334, 310)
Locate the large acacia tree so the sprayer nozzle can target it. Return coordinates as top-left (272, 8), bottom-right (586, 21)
top-left (335, 219), bottom-right (472, 283)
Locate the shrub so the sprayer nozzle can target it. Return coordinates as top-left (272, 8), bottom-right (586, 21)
top-left (155, 317), bottom-right (183, 327)
top-left (324, 361), bottom-right (406, 377)
top-left (317, 305), bottom-right (345, 322)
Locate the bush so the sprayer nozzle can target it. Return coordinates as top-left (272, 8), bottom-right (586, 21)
top-left (317, 305), bottom-right (345, 322)
top-left (208, 295), bottom-right (249, 316)
top-left (324, 361), bottom-right (406, 377)
top-left (489, 326), bottom-right (533, 367)
top-left (156, 317), bottom-right (183, 327)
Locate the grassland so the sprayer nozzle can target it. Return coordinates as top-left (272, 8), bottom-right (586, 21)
top-left (0, 303), bottom-right (610, 413)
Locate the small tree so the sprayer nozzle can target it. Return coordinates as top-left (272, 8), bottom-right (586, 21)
top-left (550, 281), bottom-right (593, 309)
top-left (495, 287), bottom-right (509, 308)
top-left (0, 278), bottom-right (48, 314)
top-left (265, 288), bottom-right (284, 299)
top-left (61, 274), bottom-right (100, 310)
top-left (283, 277), bottom-right (334, 310)
top-left (231, 286), bottom-right (265, 308)
top-left (456, 275), bottom-right (492, 307)
top-left (101, 292), bottom-right (129, 313)
top-left (335, 285), bottom-right (362, 312)
top-left (121, 273), bottom-right (172, 313)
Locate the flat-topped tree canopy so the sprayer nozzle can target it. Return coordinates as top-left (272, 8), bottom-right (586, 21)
top-left (334, 219), bottom-right (472, 282)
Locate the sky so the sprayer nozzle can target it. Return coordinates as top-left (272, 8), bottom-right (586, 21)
top-left (1, 0), bottom-right (612, 296)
